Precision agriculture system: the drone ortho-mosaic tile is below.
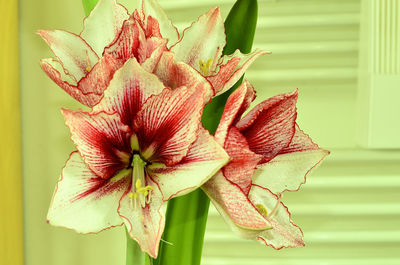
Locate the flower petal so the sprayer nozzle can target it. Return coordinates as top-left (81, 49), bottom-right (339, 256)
top-left (222, 128), bottom-right (262, 195)
top-left (62, 109), bottom-right (131, 179)
top-left (237, 90), bottom-right (298, 163)
top-left (77, 53), bottom-right (123, 101)
top-left (148, 127), bottom-right (229, 200)
top-left (38, 30), bottom-right (99, 81)
top-left (203, 172), bottom-right (271, 230)
top-left (141, 38), bottom-right (168, 72)
top-left (92, 58), bottom-right (165, 127)
top-left (209, 49), bottom-right (269, 96)
top-left (104, 15), bottom-right (144, 62)
top-left (47, 152), bottom-right (130, 233)
top-left (171, 7), bottom-right (225, 71)
top-left (141, 0), bottom-right (179, 46)
top-left (40, 58), bottom-right (103, 106)
top-left (132, 85), bottom-right (205, 165)
top-left (247, 185), bottom-right (305, 249)
top-left (152, 51), bottom-right (213, 100)
top-left (214, 80), bottom-right (255, 146)
top-left (118, 178), bottom-right (166, 258)
top-left (253, 124), bottom-right (329, 193)
top-left (80, 0), bottom-right (129, 56)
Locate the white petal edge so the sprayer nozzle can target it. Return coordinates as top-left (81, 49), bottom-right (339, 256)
top-left (47, 152), bottom-right (130, 233)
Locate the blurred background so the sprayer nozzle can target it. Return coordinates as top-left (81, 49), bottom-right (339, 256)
top-left (13, 0), bottom-right (400, 264)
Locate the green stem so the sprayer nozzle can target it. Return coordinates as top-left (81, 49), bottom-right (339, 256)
top-left (126, 228), bottom-right (152, 265)
top-left (153, 190), bottom-right (210, 265)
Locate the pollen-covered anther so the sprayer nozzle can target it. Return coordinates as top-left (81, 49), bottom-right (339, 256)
top-left (199, 58), bottom-right (213, 76)
top-left (129, 154), bottom-right (154, 208)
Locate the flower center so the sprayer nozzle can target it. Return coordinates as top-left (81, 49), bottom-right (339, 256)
top-left (128, 154), bottom-right (154, 208)
top-left (255, 192), bottom-right (282, 219)
top-left (199, 59), bottom-right (213, 76)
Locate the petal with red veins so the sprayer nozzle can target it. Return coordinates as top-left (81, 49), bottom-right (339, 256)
top-left (141, 0), bottom-right (179, 46)
top-left (80, 0), bottom-right (129, 56)
top-left (223, 128), bottom-right (262, 195)
top-left (253, 124), bottom-right (329, 193)
top-left (118, 178), bottom-right (166, 258)
top-left (247, 185), bottom-right (305, 249)
top-left (47, 152), bottom-right (130, 233)
top-left (38, 30), bottom-right (99, 81)
top-left (133, 85), bottom-right (205, 165)
top-left (148, 127), bottom-right (229, 201)
top-left (145, 16), bottom-right (163, 38)
top-left (93, 58), bottom-right (165, 127)
top-left (203, 172), bottom-right (271, 230)
top-left (237, 90), bottom-right (298, 163)
top-left (152, 52), bottom-right (213, 100)
top-left (104, 16), bottom-right (144, 62)
top-left (171, 8), bottom-right (225, 70)
top-left (78, 53), bottom-right (123, 102)
top-left (214, 80), bottom-right (255, 145)
top-left (209, 49), bottom-right (269, 96)
top-left (62, 109), bottom-right (131, 179)
top-left (40, 58), bottom-right (101, 106)
top-left (141, 38), bottom-right (168, 72)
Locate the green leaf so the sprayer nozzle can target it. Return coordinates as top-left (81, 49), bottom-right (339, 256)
top-left (82, 0), bottom-right (99, 16)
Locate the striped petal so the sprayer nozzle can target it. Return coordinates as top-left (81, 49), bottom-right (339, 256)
top-left (118, 178), bottom-right (166, 258)
top-left (132, 85), bottom-right (205, 165)
top-left (47, 152), bottom-right (130, 233)
top-left (141, 0), bottom-right (179, 46)
top-left (62, 109), bottom-right (131, 179)
top-left (171, 7), bottom-right (225, 71)
top-left (148, 128), bottom-right (229, 200)
top-left (253, 125), bottom-right (329, 193)
top-left (222, 128), bottom-right (262, 195)
top-left (152, 51), bottom-right (213, 100)
top-left (214, 80), bottom-right (255, 146)
top-left (40, 58), bottom-right (101, 107)
top-left (203, 172), bottom-right (271, 230)
top-left (247, 185), bottom-right (305, 249)
top-left (104, 15), bottom-right (144, 62)
top-left (38, 30), bottom-right (98, 81)
top-left (237, 90), bottom-right (298, 163)
top-left (80, 0), bottom-right (129, 56)
top-left (92, 58), bottom-right (165, 127)
top-left (209, 49), bottom-right (269, 96)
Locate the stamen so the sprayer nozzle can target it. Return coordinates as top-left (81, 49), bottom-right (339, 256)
top-left (268, 192), bottom-right (282, 219)
top-left (199, 58), bottom-right (213, 76)
top-left (128, 154), bottom-right (154, 208)
top-left (85, 50), bottom-right (92, 73)
top-left (255, 192), bottom-right (282, 219)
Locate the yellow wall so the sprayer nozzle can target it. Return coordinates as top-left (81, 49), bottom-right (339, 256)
top-left (0, 0), bottom-right (24, 264)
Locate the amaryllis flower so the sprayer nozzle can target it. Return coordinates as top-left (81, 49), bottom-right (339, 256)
top-left (141, 0), bottom-right (269, 96)
top-left (47, 58), bottom-right (229, 257)
top-left (39, 0), bottom-right (168, 107)
top-left (203, 81), bottom-right (329, 248)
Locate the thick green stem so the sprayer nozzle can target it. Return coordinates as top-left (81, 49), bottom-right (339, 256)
top-left (153, 190), bottom-right (210, 265)
top-left (125, 228), bottom-right (152, 265)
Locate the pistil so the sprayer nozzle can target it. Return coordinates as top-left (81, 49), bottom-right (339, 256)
top-left (128, 154), bottom-right (154, 208)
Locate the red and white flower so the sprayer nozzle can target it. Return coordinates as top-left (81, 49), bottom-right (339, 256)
top-left (141, 0), bottom-right (269, 96)
top-left (47, 58), bottom-right (229, 257)
top-left (203, 81), bottom-right (329, 249)
top-left (39, 0), bottom-right (268, 107)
